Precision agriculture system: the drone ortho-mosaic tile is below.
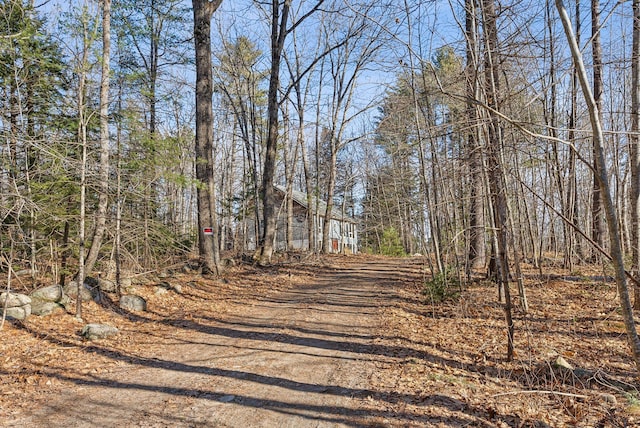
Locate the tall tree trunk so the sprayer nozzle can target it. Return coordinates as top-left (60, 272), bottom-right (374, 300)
top-left (258, 0), bottom-right (291, 265)
top-left (285, 142), bottom-right (299, 251)
top-left (300, 136), bottom-right (315, 252)
top-left (556, 0), bottom-right (640, 371)
top-left (193, 0), bottom-right (223, 274)
top-left (147, 0), bottom-right (159, 224)
top-left (590, 0), bottom-right (604, 260)
top-left (567, 0), bottom-right (581, 262)
top-left (59, 212), bottom-right (70, 287)
top-left (115, 78), bottom-right (124, 298)
top-left (85, 0), bottom-right (112, 275)
top-left (322, 144), bottom-right (338, 253)
top-left (282, 107), bottom-right (298, 250)
top-left (545, 0), bottom-right (571, 269)
top-left (291, 68), bottom-right (314, 251)
top-left (75, 8), bottom-right (93, 320)
top-left (630, 0), bottom-right (640, 309)
top-left (312, 56), bottom-right (326, 254)
top-left (149, 0), bottom-right (158, 138)
top-left (465, 0), bottom-right (485, 274)
top-left (481, 0), bottom-right (514, 361)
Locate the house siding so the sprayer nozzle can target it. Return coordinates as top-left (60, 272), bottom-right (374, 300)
top-left (245, 187), bottom-right (358, 254)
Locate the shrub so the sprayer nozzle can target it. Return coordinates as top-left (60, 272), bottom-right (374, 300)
top-left (423, 267), bottom-right (461, 302)
top-left (379, 226), bottom-right (406, 256)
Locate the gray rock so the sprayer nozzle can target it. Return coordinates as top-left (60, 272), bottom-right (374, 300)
top-left (29, 286), bottom-right (71, 312)
top-left (81, 323), bottom-right (118, 340)
top-left (30, 285), bottom-right (64, 302)
top-left (119, 294), bottom-right (147, 312)
top-left (154, 286), bottom-right (168, 296)
top-left (14, 269), bottom-right (36, 277)
top-left (30, 301), bottom-right (65, 316)
top-left (121, 285), bottom-right (137, 295)
top-left (58, 293), bottom-right (72, 308)
top-left (64, 281), bottom-right (96, 301)
top-left (4, 305), bottom-right (31, 320)
top-left (97, 278), bottom-right (116, 293)
top-left (119, 277), bottom-right (133, 289)
top-left (1, 292), bottom-right (31, 308)
top-left (600, 393), bottom-right (617, 405)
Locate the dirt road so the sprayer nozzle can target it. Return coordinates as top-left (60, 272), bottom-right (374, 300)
top-left (6, 259), bottom-right (420, 427)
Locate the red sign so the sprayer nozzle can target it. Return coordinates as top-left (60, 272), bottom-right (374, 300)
top-left (203, 227), bottom-right (213, 236)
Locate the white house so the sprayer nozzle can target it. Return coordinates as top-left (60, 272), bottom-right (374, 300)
top-left (245, 186), bottom-right (358, 254)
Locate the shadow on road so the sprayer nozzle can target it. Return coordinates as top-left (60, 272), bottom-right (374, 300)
top-left (11, 259), bottom-right (535, 427)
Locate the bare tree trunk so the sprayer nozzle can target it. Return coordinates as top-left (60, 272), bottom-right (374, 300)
top-left (77, 109), bottom-right (87, 319)
top-left (285, 147), bottom-right (299, 251)
top-left (282, 106), bottom-right (298, 250)
top-left (422, 118), bottom-right (446, 272)
top-left (507, 188), bottom-right (528, 313)
top-left (630, 0), bottom-right (640, 309)
top-left (0, 238), bottom-right (15, 331)
top-left (322, 147), bottom-right (338, 253)
top-left (193, 0), bottom-right (223, 274)
top-left (258, 0), bottom-right (291, 265)
top-left (258, 0), bottom-right (327, 261)
top-left (115, 80), bottom-right (123, 298)
top-left (465, 0), bottom-right (485, 274)
top-left (284, 36), bottom-right (316, 253)
top-left (75, 9), bottom-right (94, 321)
top-left (300, 142), bottom-right (314, 252)
top-left (556, 0), bottom-right (640, 370)
top-left (567, 0), bottom-right (581, 263)
top-left (312, 57), bottom-right (326, 254)
top-left (288, 56), bottom-right (314, 251)
top-left (481, 0), bottom-right (514, 361)
top-left (544, 0), bottom-right (571, 270)
top-left (590, 0), bottom-right (604, 260)
top-left (85, 0), bottom-right (111, 275)
top-left (59, 211), bottom-right (70, 287)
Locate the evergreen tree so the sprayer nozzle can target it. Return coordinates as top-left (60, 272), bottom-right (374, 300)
top-left (0, 0), bottom-right (67, 272)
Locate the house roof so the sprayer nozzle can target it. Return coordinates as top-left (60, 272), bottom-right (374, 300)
top-left (274, 185), bottom-right (356, 223)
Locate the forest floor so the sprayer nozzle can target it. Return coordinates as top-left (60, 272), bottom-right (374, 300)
top-left (0, 254), bottom-right (639, 427)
